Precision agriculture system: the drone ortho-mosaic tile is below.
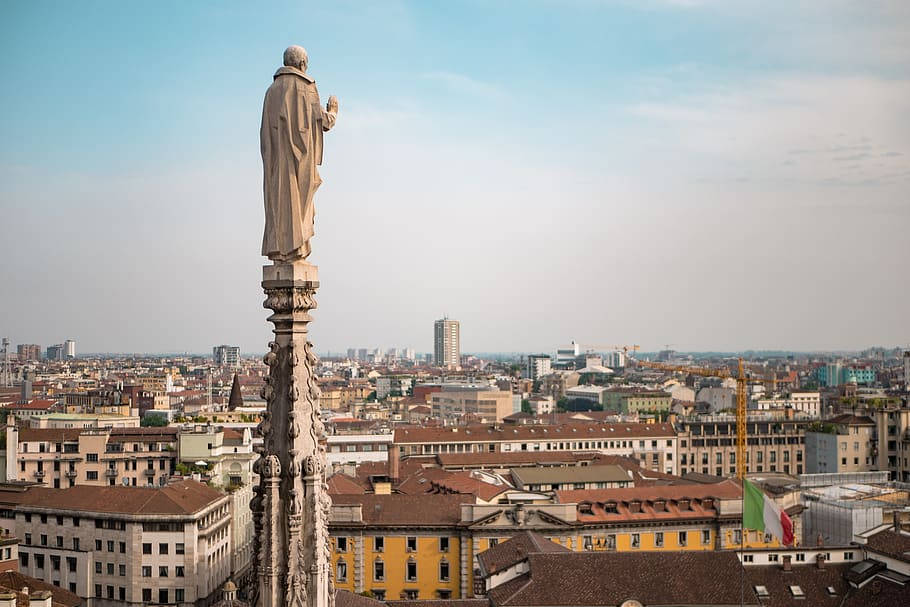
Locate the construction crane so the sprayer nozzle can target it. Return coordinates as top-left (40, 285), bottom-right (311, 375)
top-left (630, 356), bottom-right (776, 480)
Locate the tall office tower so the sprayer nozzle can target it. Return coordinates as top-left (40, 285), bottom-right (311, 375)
top-left (434, 317), bottom-right (461, 369)
top-left (346, 348), bottom-right (356, 360)
top-left (212, 344), bottom-right (241, 368)
top-left (64, 339), bottom-right (76, 359)
top-left (46, 344), bottom-right (64, 361)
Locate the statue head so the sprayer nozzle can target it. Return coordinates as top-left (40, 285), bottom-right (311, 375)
top-left (283, 45), bottom-right (308, 72)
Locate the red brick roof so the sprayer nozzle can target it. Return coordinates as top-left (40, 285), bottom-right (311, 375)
top-left (477, 531), bottom-right (570, 576)
top-left (0, 480), bottom-right (225, 516)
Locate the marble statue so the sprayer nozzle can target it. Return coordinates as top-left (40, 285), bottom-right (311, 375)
top-left (261, 45), bottom-right (338, 263)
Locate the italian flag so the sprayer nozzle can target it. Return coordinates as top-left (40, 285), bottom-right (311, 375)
top-left (743, 479), bottom-right (794, 546)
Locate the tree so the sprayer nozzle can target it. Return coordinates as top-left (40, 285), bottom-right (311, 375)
top-left (521, 399), bottom-right (532, 415)
top-left (141, 413), bottom-right (168, 427)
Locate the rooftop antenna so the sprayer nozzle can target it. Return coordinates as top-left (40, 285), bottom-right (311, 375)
top-left (1, 338), bottom-right (10, 388)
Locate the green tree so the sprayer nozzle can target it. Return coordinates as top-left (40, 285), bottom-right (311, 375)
top-left (141, 413), bottom-right (168, 427)
top-left (521, 399), bottom-right (532, 414)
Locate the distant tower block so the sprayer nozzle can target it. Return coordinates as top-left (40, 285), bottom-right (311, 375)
top-left (434, 317), bottom-right (460, 370)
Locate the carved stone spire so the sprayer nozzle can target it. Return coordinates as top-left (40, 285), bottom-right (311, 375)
top-left (228, 373), bottom-right (244, 411)
top-left (251, 262), bottom-right (333, 607)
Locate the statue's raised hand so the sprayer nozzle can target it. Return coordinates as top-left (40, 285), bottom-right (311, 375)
top-left (326, 95), bottom-right (339, 114)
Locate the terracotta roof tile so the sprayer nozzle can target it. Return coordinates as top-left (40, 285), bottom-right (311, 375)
top-left (330, 494), bottom-right (472, 526)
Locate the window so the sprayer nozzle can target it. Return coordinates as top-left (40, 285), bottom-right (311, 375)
top-left (95, 584), bottom-right (102, 599)
top-left (142, 543), bottom-right (152, 555)
top-left (678, 532), bottom-right (687, 547)
top-left (119, 587), bottom-right (126, 601)
top-left (119, 541), bottom-right (126, 553)
top-left (107, 585), bottom-right (114, 600)
top-left (87, 453), bottom-right (99, 462)
top-left (159, 589), bottom-right (168, 604)
top-left (142, 589), bottom-right (152, 602)
top-left (51, 555), bottom-right (60, 571)
top-left (336, 560), bottom-right (348, 582)
top-left (35, 554), bottom-right (44, 569)
top-left (72, 538), bottom-right (79, 551)
top-left (439, 560), bottom-right (450, 581)
top-left (374, 560), bottom-right (385, 581)
top-left (406, 536), bottom-right (417, 552)
top-left (406, 559), bottom-right (418, 581)
top-left (844, 551), bottom-right (854, 560)
top-left (159, 566), bottom-right (168, 577)
top-left (40, 534), bottom-right (47, 546)
top-left (175, 589), bottom-right (185, 602)
top-left (86, 471), bottom-right (98, 480)
top-left (439, 537), bottom-right (449, 552)
top-left (702, 530), bottom-right (711, 545)
top-left (631, 533), bottom-right (640, 548)
top-left (336, 537), bottom-right (347, 552)
top-left (743, 554), bottom-right (754, 562)
top-left (19, 553), bottom-right (27, 567)
top-left (789, 585), bottom-right (805, 598)
top-left (56, 536), bottom-right (63, 547)
top-left (768, 553), bottom-right (779, 562)
top-left (119, 564), bottom-right (126, 576)
top-left (66, 557), bottom-right (76, 572)
top-left (159, 543), bottom-right (168, 555)
top-left (95, 562), bottom-right (102, 574)
top-left (107, 563), bottom-right (114, 575)
top-left (175, 542), bottom-right (184, 555)
top-left (24, 533), bottom-right (31, 545)
top-left (142, 566), bottom-right (152, 578)
top-left (176, 566), bottom-right (184, 577)
top-left (373, 537), bottom-right (384, 553)
top-left (754, 585), bottom-right (769, 598)
top-left (655, 532), bottom-right (663, 547)
top-left (107, 540), bottom-right (114, 552)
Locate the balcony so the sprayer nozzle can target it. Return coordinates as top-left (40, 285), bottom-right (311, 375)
top-left (105, 469), bottom-right (118, 478)
top-left (33, 470), bottom-right (45, 479)
top-left (65, 469), bottom-right (77, 479)
top-left (144, 469), bottom-right (156, 477)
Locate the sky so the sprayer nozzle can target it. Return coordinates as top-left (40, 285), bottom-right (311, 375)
top-left (1, 0), bottom-right (908, 355)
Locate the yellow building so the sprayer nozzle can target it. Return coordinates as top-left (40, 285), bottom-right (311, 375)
top-left (329, 483), bottom-right (786, 600)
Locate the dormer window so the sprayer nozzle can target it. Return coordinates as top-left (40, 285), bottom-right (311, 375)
top-left (678, 499), bottom-right (690, 510)
top-left (653, 500), bottom-right (666, 512)
top-left (629, 501), bottom-right (641, 513)
top-left (603, 502), bottom-right (618, 514)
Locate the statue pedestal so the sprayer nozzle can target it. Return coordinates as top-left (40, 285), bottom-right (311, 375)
top-left (252, 260), bottom-right (333, 607)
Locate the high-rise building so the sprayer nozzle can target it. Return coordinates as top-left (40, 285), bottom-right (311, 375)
top-left (606, 350), bottom-right (626, 369)
top-left (555, 341), bottom-right (580, 369)
top-left (63, 338), bottom-right (76, 359)
top-left (434, 317), bottom-right (460, 369)
top-left (46, 344), bottom-right (64, 361)
top-left (213, 345), bottom-right (241, 368)
top-left (527, 354), bottom-right (552, 380)
top-left (16, 344), bottom-right (42, 361)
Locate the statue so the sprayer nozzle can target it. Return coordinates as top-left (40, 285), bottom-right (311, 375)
top-left (261, 45), bottom-right (338, 263)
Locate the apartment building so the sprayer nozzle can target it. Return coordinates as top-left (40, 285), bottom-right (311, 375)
top-left (805, 414), bottom-right (876, 474)
top-left (327, 433), bottom-right (394, 467)
top-left (63, 391), bottom-right (131, 417)
top-left (755, 391), bottom-right (821, 417)
top-left (1, 480), bottom-right (232, 606)
top-left (393, 423), bottom-right (678, 475)
top-left (676, 415), bottom-right (809, 477)
top-left (872, 405), bottom-right (910, 481)
top-left (328, 482), bottom-right (782, 600)
top-left (602, 388), bottom-right (672, 414)
top-left (429, 387), bottom-right (513, 423)
top-left (5, 424), bottom-right (178, 488)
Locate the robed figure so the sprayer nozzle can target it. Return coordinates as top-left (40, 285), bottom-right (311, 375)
top-left (261, 46), bottom-right (338, 263)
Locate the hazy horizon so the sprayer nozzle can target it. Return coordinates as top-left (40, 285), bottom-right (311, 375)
top-left (2, 1), bottom-right (908, 355)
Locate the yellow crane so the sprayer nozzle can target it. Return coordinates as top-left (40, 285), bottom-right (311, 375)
top-left (630, 356), bottom-right (777, 480)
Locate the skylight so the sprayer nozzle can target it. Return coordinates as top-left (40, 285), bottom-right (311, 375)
top-left (789, 585), bottom-right (805, 598)
top-left (754, 586), bottom-right (769, 597)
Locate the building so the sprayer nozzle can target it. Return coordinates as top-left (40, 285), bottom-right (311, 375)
top-left (564, 386), bottom-right (607, 408)
top-left (510, 465), bottom-right (632, 491)
top-left (327, 433), bottom-right (394, 468)
top-left (429, 386), bottom-right (514, 423)
top-left (676, 415), bottom-right (809, 477)
top-left (375, 377), bottom-right (412, 400)
top-left (805, 414), bottom-right (876, 474)
top-left (525, 356), bottom-right (552, 381)
top-left (605, 350), bottom-right (625, 369)
top-left (755, 391), bottom-right (821, 417)
top-left (475, 529), bottom-right (910, 607)
top-left (433, 319), bottom-right (460, 370)
top-left (3, 480), bottom-right (233, 606)
top-left (15, 346), bottom-right (41, 362)
top-left (816, 363), bottom-right (876, 387)
top-left (212, 346), bottom-right (241, 369)
top-left (393, 423), bottom-right (678, 476)
top-left (871, 405), bottom-right (910, 480)
top-left (602, 388), bottom-right (672, 415)
top-left (328, 480), bottom-right (784, 600)
top-left (554, 342), bottom-right (580, 370)
top-left (527, 396), bottom-right (554, 416)
top-left (63, 340), bottom-right (75, 360)
top-left (5, 425), bottom-right (178, 488)
top-left (45, 346), bottom-right (63, 362)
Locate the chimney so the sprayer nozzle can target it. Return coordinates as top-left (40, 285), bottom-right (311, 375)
top-left (893, 510), bottom-right (901, 532)
top-left (388, 444), bottom-right (400, 481)
top-left (816, 533), bottom-right (824, 547)
top-left (782, 554), bottom-right (792, 571)
top-left (29, 591), bottom-right (52, 607)
top-left (816, 554), bottom-right (826, 569)
top-left (0, 592), bottom-right (16, 607)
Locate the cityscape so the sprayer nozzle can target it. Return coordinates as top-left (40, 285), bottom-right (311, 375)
top-left (2, 2), bottom-right (909, 607)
